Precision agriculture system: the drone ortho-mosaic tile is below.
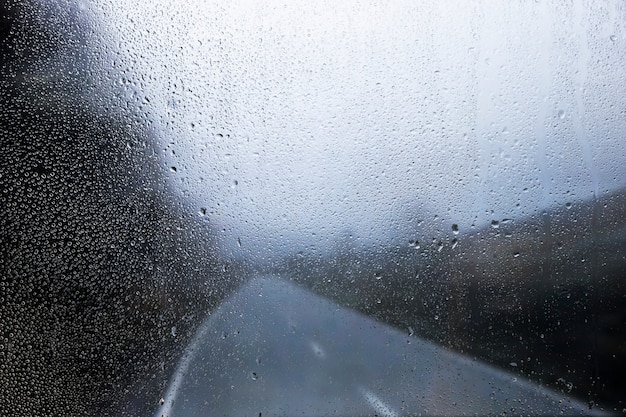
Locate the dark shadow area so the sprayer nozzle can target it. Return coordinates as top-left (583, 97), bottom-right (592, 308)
top-left (0, 2), bottom-right (247, 416)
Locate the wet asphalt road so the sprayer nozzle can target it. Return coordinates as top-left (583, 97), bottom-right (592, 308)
top-left (157, 276), bottom-right (605, 417)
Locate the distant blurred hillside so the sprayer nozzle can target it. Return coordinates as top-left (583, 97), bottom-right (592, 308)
top-left (278, 189), bottom-right (626, 412)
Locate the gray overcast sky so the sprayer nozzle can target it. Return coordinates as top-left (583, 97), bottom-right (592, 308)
top-left (95, 0), bottom-right (626, 259)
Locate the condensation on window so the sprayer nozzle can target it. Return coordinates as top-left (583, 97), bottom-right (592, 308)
top-left (1, 1), bottom-right (625, 416)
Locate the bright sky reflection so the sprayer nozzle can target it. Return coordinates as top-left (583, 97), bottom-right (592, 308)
top-left (95, 0), bottom-right (626, 259)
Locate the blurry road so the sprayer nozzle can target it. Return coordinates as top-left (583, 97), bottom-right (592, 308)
top-left (157, 276), bottom-right (606, 416)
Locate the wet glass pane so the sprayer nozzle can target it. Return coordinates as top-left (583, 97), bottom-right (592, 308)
top-left (1, 1), bottom-right (625, 415)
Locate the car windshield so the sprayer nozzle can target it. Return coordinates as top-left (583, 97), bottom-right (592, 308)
top-left (1, 1), bottom-right (625, 416)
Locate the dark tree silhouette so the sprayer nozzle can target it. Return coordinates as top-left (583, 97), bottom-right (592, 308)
top-left (1, 2), bottom-right (244, 416)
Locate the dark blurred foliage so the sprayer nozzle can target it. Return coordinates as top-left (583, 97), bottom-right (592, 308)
top-left (279, 191), bottom-right (626, 413)
top-left (0, 2), bottom-right (245, 416)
